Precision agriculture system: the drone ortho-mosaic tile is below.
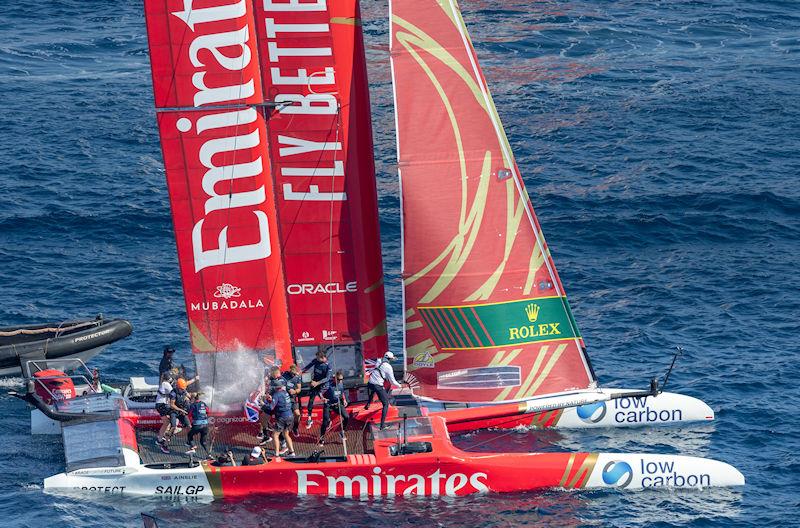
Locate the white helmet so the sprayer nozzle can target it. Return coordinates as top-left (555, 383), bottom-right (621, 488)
top-left (384, 351), bottom-right (395, 361)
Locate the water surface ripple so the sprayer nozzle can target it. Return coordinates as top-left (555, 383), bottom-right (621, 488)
top-left (1, 0), bottom-right (798, 526)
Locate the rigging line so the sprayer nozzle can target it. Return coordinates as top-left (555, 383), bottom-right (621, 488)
top-left (328, 102), bottom-right (342, 371)
top-left (249, 93), bottom-right (340, 360)
top-left (328, 103), bottom-right (349, 446)
top-left (251, 69), bottom-right (341, 362)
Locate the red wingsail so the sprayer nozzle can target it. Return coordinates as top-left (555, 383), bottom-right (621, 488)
top-left (251, 0), bottom-right (388, 367)
top-left (144, 0), bottom-right (293, 389)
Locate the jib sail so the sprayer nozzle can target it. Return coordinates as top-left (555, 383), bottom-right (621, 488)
top-left (251, 0), bottom-right (388, 374)
top-left (144, 0), bottom-right (293, 404)
top-left (390, 0), bottom-right (596, 402)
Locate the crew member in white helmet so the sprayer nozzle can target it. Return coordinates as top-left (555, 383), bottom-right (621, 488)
top-left (364, 351), bottom-right (402, 430)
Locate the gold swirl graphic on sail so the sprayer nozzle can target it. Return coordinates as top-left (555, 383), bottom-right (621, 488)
top-left (392, 0), bottom-right (593, 402)
top-left (394, 15), bottom-right (528, 304)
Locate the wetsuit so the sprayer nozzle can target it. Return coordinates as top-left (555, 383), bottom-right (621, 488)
top-left (169, 388), bottom-right (191, 429)
top-left (302, 358), bottom-right (331, 417)
top-left (282, 371), bottom-right (302, 409)
top-left (187, 400), bottom-right (209, 450)
top-left (320, 380), bottom-right (349, 438)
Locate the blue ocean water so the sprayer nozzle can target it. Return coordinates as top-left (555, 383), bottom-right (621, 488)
top-left (1, 0), bottom-right (798, 526)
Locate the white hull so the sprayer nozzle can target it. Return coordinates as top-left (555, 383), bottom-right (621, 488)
top-left (44, 448), bottom-right (216, 499)
top-left (552, 389), bottom-right (715, 429)
top-left (585, 453), bottom-right (744, 489)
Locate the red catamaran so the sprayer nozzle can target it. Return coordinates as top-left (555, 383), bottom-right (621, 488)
top-left (32, 0), bottom-right (743, 499)
top-left (145, 0), bottom-right (714, 431)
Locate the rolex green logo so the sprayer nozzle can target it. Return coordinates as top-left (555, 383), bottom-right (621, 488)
top-left (509, 322), bottom-right (561, 341)
top-left (525, 303), bottom-right (540, 323)
top-left (418, 297), bottom-right (579, 350)
top-left (511, 301), bottom-right (561, 340)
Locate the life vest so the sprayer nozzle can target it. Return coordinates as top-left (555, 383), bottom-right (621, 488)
top-left (170, 389), bottom-right (190, 410)
top-left (189, 401), bottom-right (209, 426)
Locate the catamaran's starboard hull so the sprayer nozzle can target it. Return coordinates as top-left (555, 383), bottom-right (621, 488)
top-left (43, 450), bottom-right (743, 499)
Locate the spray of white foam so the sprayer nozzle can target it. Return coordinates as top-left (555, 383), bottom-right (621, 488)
top-left (194, 344), bottom-right (276, 412)
top-left (0, 377), bottom-right (24, 389)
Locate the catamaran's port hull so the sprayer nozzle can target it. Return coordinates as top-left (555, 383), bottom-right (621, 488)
top-left (43, 450), bottom-right (743, 499)
top-left (426, 389), bottom-right (714, 433)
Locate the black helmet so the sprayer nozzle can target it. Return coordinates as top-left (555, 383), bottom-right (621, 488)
top-left (163, 346), bottom-right (175, 355)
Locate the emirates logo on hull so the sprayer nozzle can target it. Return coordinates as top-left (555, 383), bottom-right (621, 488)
top-left (296, 468), bottom-right (489, 497)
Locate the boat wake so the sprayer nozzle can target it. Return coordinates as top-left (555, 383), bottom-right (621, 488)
top-left (0, 377), bottom-right (24, 389)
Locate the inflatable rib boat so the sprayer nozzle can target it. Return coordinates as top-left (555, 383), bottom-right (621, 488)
top-left (0, 317), bottom-right (132, 376)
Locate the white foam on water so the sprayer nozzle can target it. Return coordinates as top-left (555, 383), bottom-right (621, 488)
top-left (0, 377), bottom-right (24, 389)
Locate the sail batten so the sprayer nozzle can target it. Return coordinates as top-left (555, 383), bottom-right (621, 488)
top-left (391, 0), bottom-right (595, 403)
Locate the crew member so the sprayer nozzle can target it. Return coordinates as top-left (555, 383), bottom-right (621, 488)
top-left (160, 378), bottom-right (191, 451)
top-left (365, 351), bottom-right (402, 430)
top-left (266, 379), bottom-right (296, 457)
top-left (302, 350), bottom-right (330, 429)
top-left (155, 372), bottom-right (173, 452)
top-left (282, 364), bottom-right (302, 435)
top-left (89, 368), bottom-right (119, 395)
top-left (257, 367), bottom-right (283, 441)
top-left (267, 366), bottom-right (284, 393)
top-left (242, 446), bottom-right (265, 466)
top-left (159, 346), bottom-right (175, 377)
top-left (186, 392), bottom-right (210, 455)
top-left (319, 370), bottom-right (349, 444)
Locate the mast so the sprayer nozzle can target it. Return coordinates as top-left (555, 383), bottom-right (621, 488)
top-left (143, 0), bottom-right (293, 406)
top-left (250, 0), bottom-right (388, 375)
top-left (390, 0), bottom-right (595, 403)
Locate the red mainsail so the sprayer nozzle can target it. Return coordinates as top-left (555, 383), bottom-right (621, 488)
top-left (144, 0), bottom-right (293, 377)
top-left (252, 0), bottom-right (388, 365)
top-left (390, 0), bottom-right (595, 402)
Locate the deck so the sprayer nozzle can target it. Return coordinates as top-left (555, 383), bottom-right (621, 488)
top-left (135, 419), bottom-right (372, 466)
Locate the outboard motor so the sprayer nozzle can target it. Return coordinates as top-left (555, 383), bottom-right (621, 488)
top-left (33, 369), bottom-right (76, 404)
